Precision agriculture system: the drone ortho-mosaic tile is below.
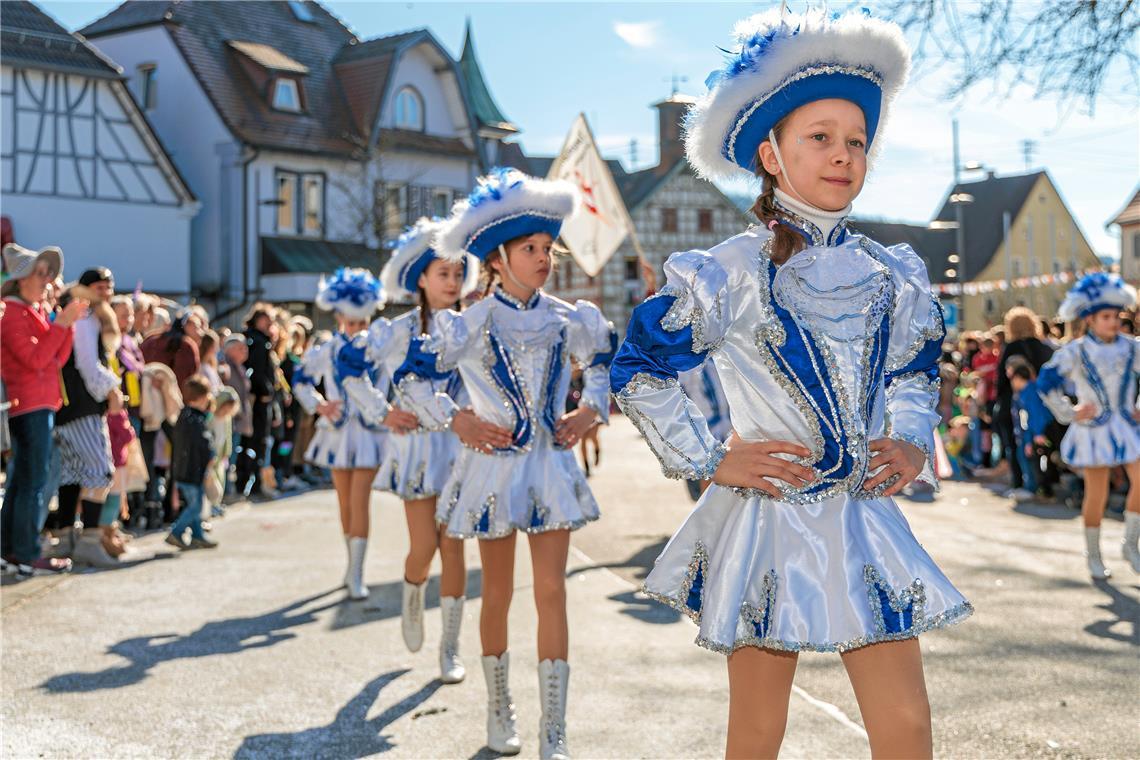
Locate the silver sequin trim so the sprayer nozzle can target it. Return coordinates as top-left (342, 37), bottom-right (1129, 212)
top-left (640, 541), bottom-right (709, 624)
top-left (616, 374), bottom-right (728, 480)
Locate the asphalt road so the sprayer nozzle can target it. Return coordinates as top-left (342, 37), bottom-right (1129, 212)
top-left (3, 416), bottom-right (1137, 759)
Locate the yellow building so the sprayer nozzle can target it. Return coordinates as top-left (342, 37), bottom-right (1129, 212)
top-left (856, 171), bottom-right (1101, 332)
top-left (1109, 184), bottom-right (1140, 284)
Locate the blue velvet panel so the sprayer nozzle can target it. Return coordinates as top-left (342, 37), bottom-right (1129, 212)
top-left (610, 295), bottom-right (709, 393)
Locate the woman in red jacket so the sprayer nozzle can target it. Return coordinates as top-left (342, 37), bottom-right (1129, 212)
top-left (0, 243), bottom-right (87, 577)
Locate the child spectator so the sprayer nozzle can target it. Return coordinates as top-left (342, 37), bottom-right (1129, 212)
top-left (207, 387), bottom-right (239, 517)
top-left (1010, 362), bottom-right (1056, 499)
top-left (165, 375), bottom-right (216, 550)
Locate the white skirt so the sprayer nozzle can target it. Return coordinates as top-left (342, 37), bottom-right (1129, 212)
top-left (436, 432), bottom-right (599, 539)
top-left (374, 429), bottom-right (460, 499)
top-left (1059, 414), bottom-right (1140, 468)
top-left (642, 486), bottom-right (972, 655)
top-left (304, 416), bottom-right (385, 470)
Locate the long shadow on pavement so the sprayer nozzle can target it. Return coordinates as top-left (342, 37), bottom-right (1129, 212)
top-left (1087, 578), bottom-right (1140, 646)
top-left (39, 588), bottom-right (346, 693)
top-left (566, 538), bottom-right (682, 624)
top-left (330, 568), bottom-right (483, 631)
top-left (39, 564), bottom-right (484, 695)
top-left (233, 669), bottom-right (444, 758)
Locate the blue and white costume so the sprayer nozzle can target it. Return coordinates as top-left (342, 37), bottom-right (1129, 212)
top-left (679, 362), bottom-right (732, 443)
top-left (372, 217), bottom-right (480, 499)
top-left (1038, 273), bottom-right (1140, 469)
top-left (397, 169), bottom-right (616, 540)
top-left (293, 269), bottom-right (390, 470)
top-left (611, 8), bottom-right (971, 655)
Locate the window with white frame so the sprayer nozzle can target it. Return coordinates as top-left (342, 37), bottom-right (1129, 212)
top-left (303, 174), bottom-right (324, 235)
top-left (433, 189), bottom-right (452, 218)
top-left (276, 170), bottom-right (323, 236)
top-left (276, 172), bottom-right (298, 234)
top-left (137, 63), bottom-right (157, 110)
top-left (272, 78), bottom-right (302, 112)
top-left (394, 86), bottom-right (424, 130)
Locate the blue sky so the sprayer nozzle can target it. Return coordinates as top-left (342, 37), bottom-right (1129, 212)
top-left (40, 1), bottom-right (1140, 258)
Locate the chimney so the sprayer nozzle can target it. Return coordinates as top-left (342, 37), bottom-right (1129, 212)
top-left (652, 93), bottom-right (695, 174)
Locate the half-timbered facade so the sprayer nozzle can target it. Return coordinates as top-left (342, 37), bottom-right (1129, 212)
top-left (0, 0), bottom-right (197, 296)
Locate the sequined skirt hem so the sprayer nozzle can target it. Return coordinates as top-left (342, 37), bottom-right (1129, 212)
top-left (642, 584), bottom-right (973, 655)
top-left (304, 421), bottom-right (385, 470)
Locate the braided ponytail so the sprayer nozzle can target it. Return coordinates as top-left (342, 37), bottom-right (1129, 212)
top-left (750, 117), bottom-right (803, 266)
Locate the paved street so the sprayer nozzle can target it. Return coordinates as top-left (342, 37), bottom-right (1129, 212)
top-left (3, 417), bottom-right (1138, 759)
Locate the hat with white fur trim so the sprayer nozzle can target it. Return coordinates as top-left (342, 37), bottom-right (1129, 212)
top-left (380, 217), bottom-right (480, 301)
top-left (684, 8), bottom-right (910, 181)
top-left (434, 168), bottom-right (577, 263)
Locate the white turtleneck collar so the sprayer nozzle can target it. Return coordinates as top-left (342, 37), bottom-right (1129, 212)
top-left (773, 188), bottom-right (852, 246)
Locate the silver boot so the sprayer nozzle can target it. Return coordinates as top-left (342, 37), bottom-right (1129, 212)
top-left (481, 652), bottom-right (521, 755)
top-left (439, 596), bottom-right (465, 684)
top-left (1085, 527), bottom-right (1112, 580)
top-left (1123, 512), bottom-right (1140, 573)
top-left (346, 537), bottom-right (369, 600)
top-left (401, 579), bottom-right (426, 651)
top-left (538, 659), bottom-right (571, 760)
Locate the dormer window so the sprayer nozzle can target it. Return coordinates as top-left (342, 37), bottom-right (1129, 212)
top-left (394, 86), bottom-right (424, 131)
top-left (272, 78), bottom-right (302, 112)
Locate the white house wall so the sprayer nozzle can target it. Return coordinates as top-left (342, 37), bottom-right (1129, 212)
top-left (1, 193), bottom-right (192, 295)
top-left (379, 44), bottom-right (468, 139)
top-left (84, 26), bottom-right (237, 300)
top-left (1, 62), bottom-right (194, 295)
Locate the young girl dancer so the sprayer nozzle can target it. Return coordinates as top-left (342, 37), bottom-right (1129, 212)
top-left (611, 10), bottom-right (971, 758)
top-left (372, 217), bottom-right (479, 683)
top-left (1038, 273), bottom-right (1140, 579)
top-left (293, 268), bottom-right (401, 600)
top-left (396, 169), bottom-right (614, 759)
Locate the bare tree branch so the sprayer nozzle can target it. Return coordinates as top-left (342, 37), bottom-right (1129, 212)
top-left (874, 0), bottom-right (1139, 114)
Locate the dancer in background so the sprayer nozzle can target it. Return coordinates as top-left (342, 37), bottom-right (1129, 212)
top-left (1038, 273), bottom-right (1140, 579)
top-left (292, 269), bottom-right (398, 600)
top-left (373, 217), bottom-right (479, 684)
top-left (396, 169), bottom-right (615, 759)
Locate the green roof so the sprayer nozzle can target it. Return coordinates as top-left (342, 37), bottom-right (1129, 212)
top-left (459, 21), bottom-right (516, 133)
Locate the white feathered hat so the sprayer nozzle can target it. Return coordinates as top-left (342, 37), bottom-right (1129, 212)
top-left (380, 217), bottom-right (480, 301)
top-left (314, 267), bottom-right (383, 320)
top-left (685, 8), bottom-right (911, 181)
top-left (434, 167), bottom-right (578, 263)
top-left (1057, 272), bottom-right (1137, 322)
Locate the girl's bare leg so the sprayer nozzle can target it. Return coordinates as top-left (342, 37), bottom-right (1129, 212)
top-left (841, 639), bottom-right (932, 760)
top-left (478, 532), bottom-right (517, 656)
top-left (527, 529), bottom-right (570, 661)
top-left (725, 646), bottom-right (798, 759)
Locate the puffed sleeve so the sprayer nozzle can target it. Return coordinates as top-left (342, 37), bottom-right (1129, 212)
top-left (1037, 341), bottom-right (1079, 424)
top-left (292, 339), bottom-right (332, 415)
top-left (364, 317), bottom-right (394, 366)
top-left (419, 308), bottom-right (473, 372)
top-left (879, 242), bottom-right (945, 486)
top-left (567, 299), bottom-right (617, 423)
top-left (610, 250), bottom-right (732, 480)
top-left (390, 309), bottom-right (469, 430)
top-left (337, 333), bottom-right (391, 426)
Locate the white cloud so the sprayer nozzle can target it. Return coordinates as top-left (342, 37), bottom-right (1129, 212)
top-left (614, 21), bottom-right (661, 49)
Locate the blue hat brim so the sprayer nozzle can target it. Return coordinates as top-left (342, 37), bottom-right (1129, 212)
top-left (398, 248), bottom-right (470, 294)
top-left (467, 214), bottom-right (563, 261)
top-left (727, 72), bottom-right (882, 173)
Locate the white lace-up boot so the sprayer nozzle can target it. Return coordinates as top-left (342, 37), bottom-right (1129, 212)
top-left (481, 652), bottom-right (521, 755)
